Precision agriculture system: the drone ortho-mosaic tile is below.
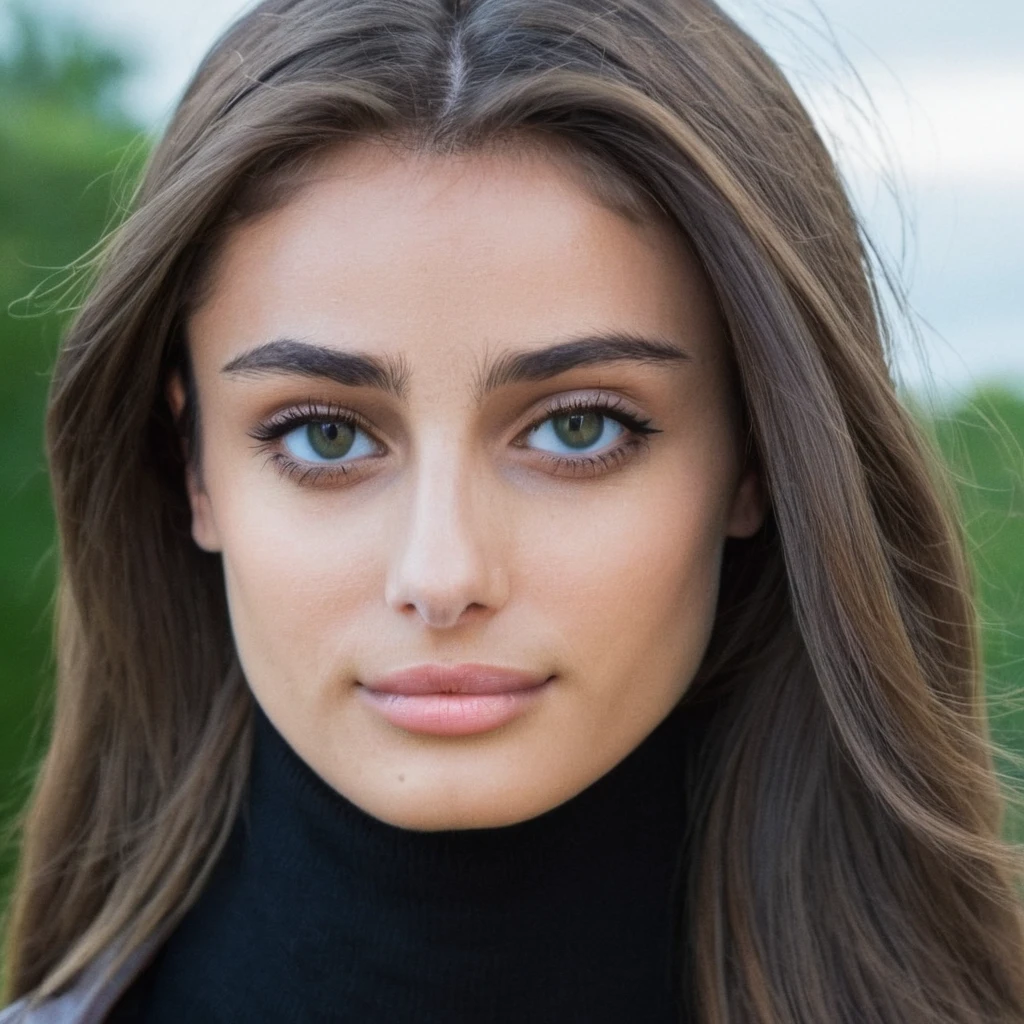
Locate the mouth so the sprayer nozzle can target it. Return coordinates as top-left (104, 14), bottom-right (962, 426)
top-left (359, 662), bottom-right (554, 696)
top-left (357, 667), bottom-right (556, 736)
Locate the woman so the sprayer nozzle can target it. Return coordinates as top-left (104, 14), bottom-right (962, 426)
top-left (3, 0), bottom-right (1024, 1020)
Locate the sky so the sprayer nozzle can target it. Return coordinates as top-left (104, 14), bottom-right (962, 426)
top-left (10, 0), bottom-right (1023, 402)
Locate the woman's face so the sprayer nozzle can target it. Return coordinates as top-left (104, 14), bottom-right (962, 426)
top-left (172, 138), bottom-right (763, 830)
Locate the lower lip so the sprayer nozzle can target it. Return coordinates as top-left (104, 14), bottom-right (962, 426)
top-left (357, 678), bottom-right (554, 736)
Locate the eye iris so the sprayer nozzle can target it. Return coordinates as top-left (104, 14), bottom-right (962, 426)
top-left (306, 421), bottom-right (354, 459)
top-left (553, 411), bottom-right (602, 449)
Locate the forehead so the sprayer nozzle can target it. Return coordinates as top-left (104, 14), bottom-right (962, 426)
top-left (188, 138), bottom-right (724, 378)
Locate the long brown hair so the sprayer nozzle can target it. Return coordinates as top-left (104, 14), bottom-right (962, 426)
top-left (6, 0), bottom-right (1024, 1018)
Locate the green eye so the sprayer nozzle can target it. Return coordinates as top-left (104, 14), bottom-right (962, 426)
top-left (306, 422), bottom-right (355, 459)
top-left (551, 411), bottom-right (604, 449)
top-left (282, 420), bottom-right (371, 462)
top-left (528, 409), bottom-right (623, 457)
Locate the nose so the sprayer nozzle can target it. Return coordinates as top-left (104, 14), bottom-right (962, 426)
top-left (384, 440), bottom-right (509, 630)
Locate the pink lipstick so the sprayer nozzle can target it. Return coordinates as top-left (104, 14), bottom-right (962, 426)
top-left (357, 663), bottom-right (554, 736)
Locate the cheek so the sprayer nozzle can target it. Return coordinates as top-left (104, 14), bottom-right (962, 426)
top-left (515, 462), bottom-right (731, 695)
top-left (214, 478), bottom-right (380, 691)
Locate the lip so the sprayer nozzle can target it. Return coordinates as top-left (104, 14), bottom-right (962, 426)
top-left (357, 663), bottom-right (555, 736)
top-left (360, 663), bottom-right (552, 695)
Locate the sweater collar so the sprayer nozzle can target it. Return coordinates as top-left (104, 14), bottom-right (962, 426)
top-left (136, 694), bottom-right (707, 1022)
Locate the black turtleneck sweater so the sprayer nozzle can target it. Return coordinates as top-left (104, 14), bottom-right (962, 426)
top-left (111, 694), bottom-right (710, 1023)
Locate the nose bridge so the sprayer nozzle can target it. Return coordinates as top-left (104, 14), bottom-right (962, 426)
top-left (384, 430), bottom-right (506, 627)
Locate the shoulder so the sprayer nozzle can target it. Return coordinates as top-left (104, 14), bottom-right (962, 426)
top-left (0, 930), bottom-right (167, 1024)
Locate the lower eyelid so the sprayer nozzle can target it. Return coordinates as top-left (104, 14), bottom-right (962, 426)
top-left (264, 450), bottom-right (356, 484)
top-left (270, 439), bottom-right (644, 485)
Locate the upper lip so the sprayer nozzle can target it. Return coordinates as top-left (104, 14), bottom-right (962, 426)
top-left (360, 663), bottom-right (552, 695)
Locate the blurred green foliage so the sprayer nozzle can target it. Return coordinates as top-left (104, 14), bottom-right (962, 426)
top-left (932, 393), bottom-right (1024, 790)
top-left (0, 1), bottom-right (1022, 938)
top-left (0, 2), bottom-right (135, 116)
top-left (0, 5), bottom-right (148, 901)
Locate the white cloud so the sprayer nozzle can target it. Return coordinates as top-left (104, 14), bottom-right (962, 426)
top-left (805, 65), bottom-right (1024, 188)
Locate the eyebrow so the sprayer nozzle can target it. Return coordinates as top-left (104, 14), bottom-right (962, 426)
top-left (220, 331), bottom-right (691, 404)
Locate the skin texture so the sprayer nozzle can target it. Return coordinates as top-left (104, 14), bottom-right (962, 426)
top-left (169, 137), bottom-right (764, 831)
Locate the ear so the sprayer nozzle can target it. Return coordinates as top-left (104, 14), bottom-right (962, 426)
top-left (725, 465), bottom-right (767, 539)
top-left (166, 370), bottom-right (222, 553)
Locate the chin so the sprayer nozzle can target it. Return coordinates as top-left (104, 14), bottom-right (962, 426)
top-left (360, 780), bottom-right (553, 833)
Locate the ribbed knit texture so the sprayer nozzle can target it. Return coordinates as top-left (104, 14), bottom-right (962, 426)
top-left (111, 695), bottom-right (707, 1022)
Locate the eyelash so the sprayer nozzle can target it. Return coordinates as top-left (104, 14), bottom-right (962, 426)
top-left (247, 393), bottom-right (662, 487)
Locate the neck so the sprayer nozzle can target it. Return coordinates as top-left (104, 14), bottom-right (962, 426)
top-left (124, 695), bottom-right (707, 1023)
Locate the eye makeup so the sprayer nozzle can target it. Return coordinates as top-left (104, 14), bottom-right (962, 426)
top-left (246, 391), bottom-right (663, 488)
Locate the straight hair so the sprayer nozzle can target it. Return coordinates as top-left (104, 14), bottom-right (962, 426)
top-left (6, 0), bottom-right (1024, 1019)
